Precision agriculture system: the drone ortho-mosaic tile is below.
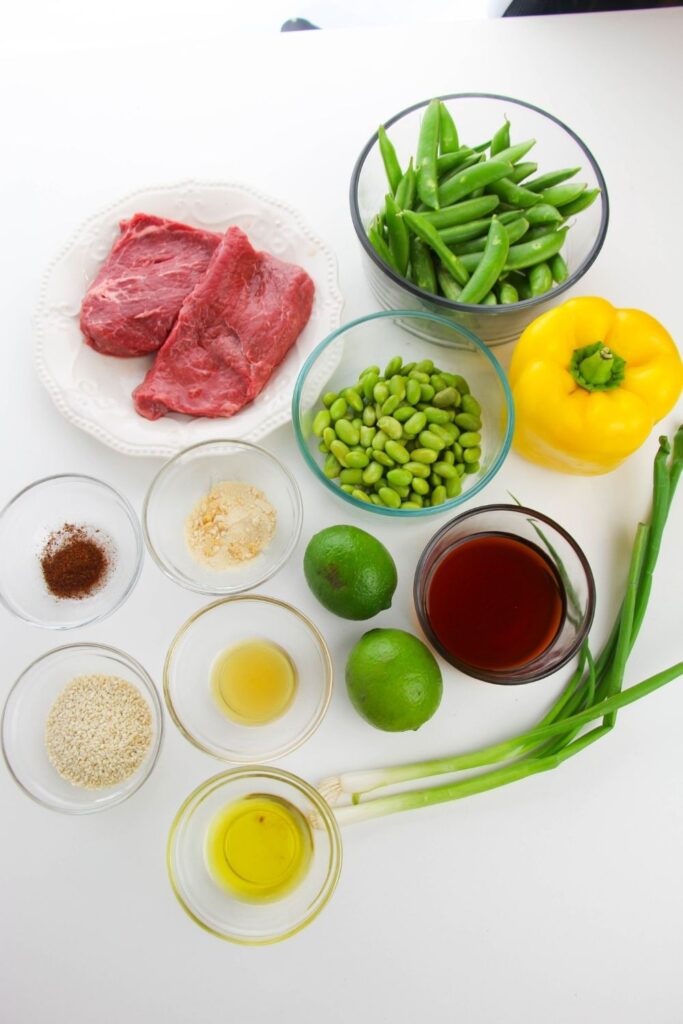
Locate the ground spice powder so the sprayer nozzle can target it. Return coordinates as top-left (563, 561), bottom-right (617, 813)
top-left (40, 524), bottom-right (112, 599)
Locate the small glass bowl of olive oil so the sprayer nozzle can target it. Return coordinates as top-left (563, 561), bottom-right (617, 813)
top-left (164, 596), bottom-right (333, 763)
top-left (167, 766), bottom-right (342, 944)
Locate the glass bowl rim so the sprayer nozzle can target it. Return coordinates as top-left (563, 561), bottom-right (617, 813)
top-left (1, 641), bottom-right (164, 813)
top-left (166, 764), bottom-right (343, 945)
top-left (163, 594), bottom-right (334, 762)
top-left (291, 308), bottom-right (514, 518)
top-left (142, 438), bottom-right (304, 595)
top-left (0, 472), bottom-right (144, 629)
top-left (349, 91), bottom-right (610, 314)
top-left (413, 502), bottom-right (596, 684)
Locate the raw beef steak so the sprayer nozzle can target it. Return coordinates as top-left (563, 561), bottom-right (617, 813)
top-left (133, 227), bottom-right (315, 420)
top-left (80, 213), bottom-right (221, 357)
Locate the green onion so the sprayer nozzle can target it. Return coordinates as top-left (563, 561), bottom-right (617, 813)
top-left (319, 428), bottom-right (683, 825)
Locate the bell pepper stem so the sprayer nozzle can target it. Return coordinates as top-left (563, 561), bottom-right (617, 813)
top-left (569, 341), bottom-right (627, 391)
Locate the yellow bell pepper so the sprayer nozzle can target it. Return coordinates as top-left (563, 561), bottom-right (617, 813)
top-left (508, 296), bottom-right (683, 474)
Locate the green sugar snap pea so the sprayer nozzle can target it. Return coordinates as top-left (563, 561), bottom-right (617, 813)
top-left (368, 107), bottom-right (599, 304)
top-left (312, 355), bottom-right (484, 507)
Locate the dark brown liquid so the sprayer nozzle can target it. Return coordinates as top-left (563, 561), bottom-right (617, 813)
top-left (425, 532), bottom-right (565, 673)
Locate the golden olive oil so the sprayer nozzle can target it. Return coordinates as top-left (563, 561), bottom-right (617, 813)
top-left (205, 794), bottom-right (313, 902)
top-left (210, 639), bottom-right (297, 725)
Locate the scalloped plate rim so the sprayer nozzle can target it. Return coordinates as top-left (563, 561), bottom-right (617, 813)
top-left (33, 180), bottom-right (344, 457)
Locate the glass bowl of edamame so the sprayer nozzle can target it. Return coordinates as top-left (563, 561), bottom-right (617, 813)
top-left (350, 93), bottom-right (609, 347)
top-left (291, 309), bottom-right (513, 517)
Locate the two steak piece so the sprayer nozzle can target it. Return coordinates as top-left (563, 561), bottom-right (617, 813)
top-left (80, 215), bottom-right (315, 419)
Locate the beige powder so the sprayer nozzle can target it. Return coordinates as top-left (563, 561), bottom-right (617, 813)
top-left (185, 480), bottom-right (276, 570)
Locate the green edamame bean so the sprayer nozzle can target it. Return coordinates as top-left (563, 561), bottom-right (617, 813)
top-left (445, 475), bottom-right (462, 498)
top-left (359, 425), bottom-right (376, 448)
top-left (529, 261), bottom-right (553, 296)
top-left (312, 409), bottom-right (331, 436)
top-left (360, 364), bottom-right (380, 378)
top-left (461, 395), bottom-right (480, 417)
top-left (342, 388), bottom-right (364, 412)
top-left (463, 446), bottom-right (481, 464)
top-left (361, 372), bottom-right (379, 400)
top-left (323, 454), bottom-right (341, 478)
top-left (339, 468), bottom-right (363, 485)
top-left (335, 419), bottom-right (360, 446)
top-left (456, 463), bottom-right (466, 477)
top-left (381, 395), bottom-right (402, 416)
top-left (369, 493), bottom-right (383, 506)
top-left (329, 397), bottom-right (347, 421)
top-left (389, 375), bottom-right (406, 399)
top-left (373, 450), bottom-right (395, 468)
top-left (371, 430), bottom-right (388, 451)
top-left (459, 431), bottom-right (481, 448)
top-left (377, 415), bottom-right (403, 440)
top-left (401, 501), bottom-right (421, 510)
top-left (385, 440), bottom-right (410, 465)
top-left (378, 487), bottom-right (401, 509)
top-left (352, 489), bottom-right (373, 503)
top-left (386, 469), bottom-right (413, 488)
top-left (405, 378), bottom-right (422, 405)
top-left (346, 450), bottom-right (369, 469)
top-left (362, 461), bottom-right (384, 485)
top-left (340, 484), bottom-right (355, 494)
top-left (362, 405), bottom-right (376, 426)
top-left (318, 442), bottom-right (328, 453)
top-left (322, 392), bottom-right (338, 408)
top-left (419, 430), bottom-right (446, 452)
top-left (393, 405), bottom-right (416, 423)
top-left (410, 448), bottom-right (438, 464)
top-left (433, 386), bottom-right (459, 408)
top-left (424, 407), bottom-right (450, 425)
top-left (427, 423), bottom-right (452, 443)
top-left (454, 412), bottom-right (481, 431)
top-left (329, 440), bottom-right (350, 467)
top-left (412, 477), bottom-right (430, 495)
top-left (384, 355), bottom-right (403, 377)
top-left (464, 461), bottom-right (480, 474)
top-left (408, 369), bottom-right (430, 384)
top-left (432, 486), bottom-right (447, 506)
top-left (420, 384), bottom-right (435, 402)
top-left (550, 252), bottom-right (569, 283)
top-left (322, 427), bottom-right (336, 449)
top-left (404, 461), bottom-right (431, 478)
top-left (373, 382), bottom-right (389, 404)
top-left (403, 411), bottom-right (427, 435)
top-left (452, 442), bottom-right (464, 462)
top-left (430, 373), bottom-right (446, 391)
top-left (434, 461), bottom-right (458, 479)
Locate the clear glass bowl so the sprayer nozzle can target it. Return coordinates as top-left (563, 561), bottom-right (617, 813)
top-left (1, 643), bottom-right (163, 813)
top-left (414, 504), bottom-right (595, 684)
top-left (167, 766), bottom-right (342, 944)
top-left (0, 474), bottom-right (143, 628)
top-left (350, 93), bottom-right (609, 347)
top-left (164, 596), bottom-right (333, 762)
top-left (292, 309), bottom-right (513, 518)
top-left (143, 440), bottom-right (303, 595)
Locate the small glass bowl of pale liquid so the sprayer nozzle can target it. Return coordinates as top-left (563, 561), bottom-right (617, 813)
top-left (163, 596), bottom-right (333, 762)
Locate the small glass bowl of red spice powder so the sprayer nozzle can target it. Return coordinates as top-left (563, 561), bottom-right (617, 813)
top-left (0, 474), bottom-right (143, 628)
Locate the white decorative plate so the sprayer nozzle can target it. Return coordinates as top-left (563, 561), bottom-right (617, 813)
top-left (34, 181), bottom-right (344, 457)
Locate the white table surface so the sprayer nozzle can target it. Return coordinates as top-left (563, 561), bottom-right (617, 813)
top-left (2, 8), bottom-right (683, 1023)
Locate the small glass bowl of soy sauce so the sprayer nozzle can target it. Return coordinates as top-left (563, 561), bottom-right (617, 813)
top-left (414, 504), bottom-right (595, 684)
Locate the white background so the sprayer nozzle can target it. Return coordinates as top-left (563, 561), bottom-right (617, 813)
top-left (2, 7), bottom-right (683, 1023)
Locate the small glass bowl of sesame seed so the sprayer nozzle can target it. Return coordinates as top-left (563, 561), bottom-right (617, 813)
top-left (1, 643), bottom-right (163, 814)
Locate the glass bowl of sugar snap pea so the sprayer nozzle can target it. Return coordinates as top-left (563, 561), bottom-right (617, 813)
top-left (292, 309), bottom-right (513, 518)
top-left (351, 93), bottom-right (608, 347)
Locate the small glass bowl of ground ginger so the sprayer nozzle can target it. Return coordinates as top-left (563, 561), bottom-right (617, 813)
top-left (143, 441), bottom-right (303, 595)
top-left (1, 643), bottom-right (163, 813)
top-left (0, 474), bottom-right (144, 628)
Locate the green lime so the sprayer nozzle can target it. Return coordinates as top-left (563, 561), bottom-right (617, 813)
top-left (345, 628), bottom-right (442, 732)
top-left (303, 525), bottom-right (397, 620)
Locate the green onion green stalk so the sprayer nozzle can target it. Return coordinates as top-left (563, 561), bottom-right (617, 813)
top-left (319, 428), bottom-right (683, 826)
